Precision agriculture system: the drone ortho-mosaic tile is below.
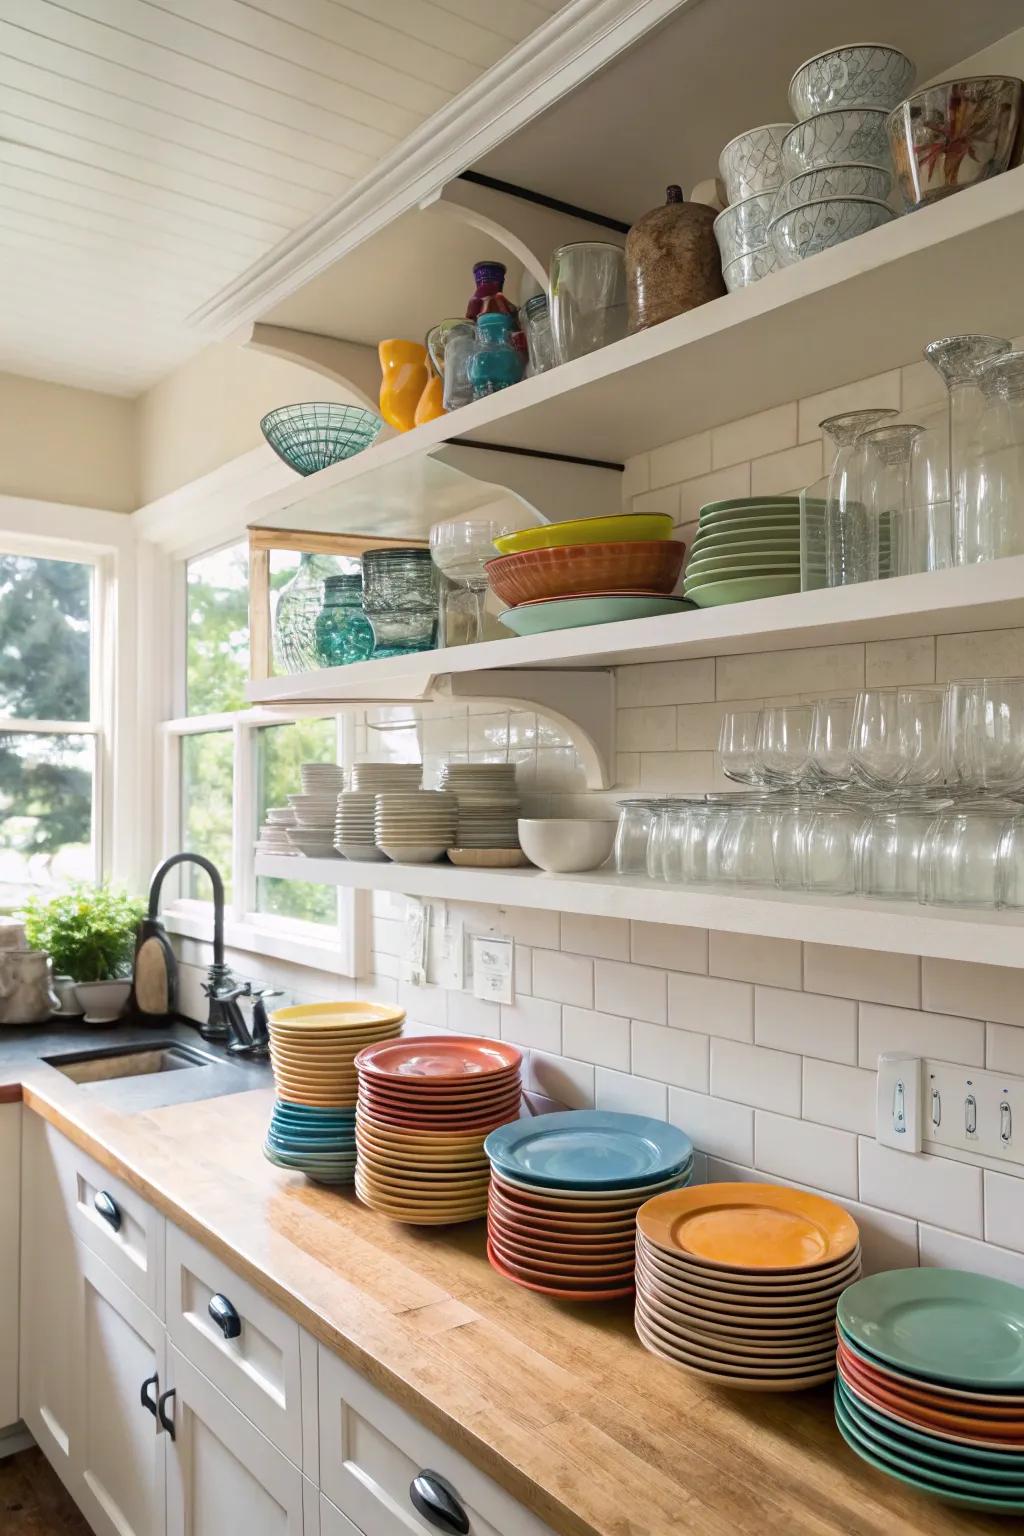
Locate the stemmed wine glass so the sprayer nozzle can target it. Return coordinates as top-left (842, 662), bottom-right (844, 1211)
top-left (429, 519), bottom-right (512, 646)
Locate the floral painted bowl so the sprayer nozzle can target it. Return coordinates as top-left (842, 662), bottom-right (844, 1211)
top-left (773, 163), bottom-right (892, 215)
top-left (769, 196), bottom-right (894, 266)
top-left (789, 44), bottom-right (915, 120)
top-left (722, 244), bottom-right (779, 291)
top-left (718, 124), bottom-right (793, 203)
top-left (887, 75), bottom-right (1024, 211)
top-left (713, 191), bottom-right (777, 265)
top-left (782, 109), bottom-right (891, 177)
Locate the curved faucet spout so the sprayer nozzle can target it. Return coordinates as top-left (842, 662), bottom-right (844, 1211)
top-left (147, 852), bottom-right (225, 968)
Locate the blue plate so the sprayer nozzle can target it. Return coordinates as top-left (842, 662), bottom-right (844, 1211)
top-left (836, 1381), bottom-right (1024, 1488)
top-left (484, 1111), bottom-right (692, 1189)
top-left (834, 1377), bottom-right (1024, 1469)
top-left (273, 1103), bottom-right (355, 1121)
top-left (267, 1136), bottom-right (356, 1157)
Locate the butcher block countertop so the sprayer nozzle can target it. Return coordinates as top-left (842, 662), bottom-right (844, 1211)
top-left (1, 1055), bottom-right (1010, 1536)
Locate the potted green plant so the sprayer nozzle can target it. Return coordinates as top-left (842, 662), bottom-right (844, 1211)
top-left (23, 884), bottom-right (145, 1023)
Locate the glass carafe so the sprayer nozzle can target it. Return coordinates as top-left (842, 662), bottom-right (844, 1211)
top-left (924, 334), bottom-right (1010, 565)
top-left (966, 351), bottom-right (1024, 563)
top-left (856, 423), bottom-right (924, 578)
top-left (822, 408), bottom-right (898, 587)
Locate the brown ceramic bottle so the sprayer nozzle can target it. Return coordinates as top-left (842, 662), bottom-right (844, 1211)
top-left (625, 185), bottom-right (726, 331)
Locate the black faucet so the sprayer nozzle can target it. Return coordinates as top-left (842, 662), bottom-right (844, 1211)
top-left (216, 982), bottom-right (278, 1060)
top-left (144, 852), bottom-right (236, 1042)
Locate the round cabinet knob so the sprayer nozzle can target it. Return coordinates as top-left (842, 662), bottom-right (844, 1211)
top-left (93, 1191), bottom-right (121, 1231)
top-left (208, 1294), bottom-right (242, 1340)
top-left (410, 1471), bottom-right (470, 1535)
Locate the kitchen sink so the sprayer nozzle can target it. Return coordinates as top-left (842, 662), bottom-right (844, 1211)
top-left (44, 1041), bottom-right (217, 1085)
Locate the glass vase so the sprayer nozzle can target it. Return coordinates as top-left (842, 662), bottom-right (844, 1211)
top-left (522, 294), bottom-right (556, 376)
top-left (965, 350), bottom-right (1024, 563)
top-left (856, 423), bottom-right (925, 578)
top-left (273, 553), bottom-right (344, 674)
top-left (314, 573), bottom-right (374, 667)
top-left (924, 334), bottom-right (1010, 565)
top-left (821, 408), bottom-right (898, 587)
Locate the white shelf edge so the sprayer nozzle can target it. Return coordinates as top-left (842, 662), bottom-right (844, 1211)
top-left (255, 855), bottom-right (1024, 968)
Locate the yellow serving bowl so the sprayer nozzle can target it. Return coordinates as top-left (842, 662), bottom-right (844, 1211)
top-left (494, 513), bottom-right (674, 556)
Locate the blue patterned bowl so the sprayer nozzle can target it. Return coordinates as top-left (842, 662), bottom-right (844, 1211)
top-left (774, 163), bottom-right (892, 214)
top-left (713, 191), bottom-right (777, 266)
top-left (718, 123), bottom-right (793, 203)
top-left (789, 44), bottom-right (915, 120)
top-left (261, 403), bottom-right (383, 476)
top-left (722, 243), bottom-right (779, 291)
top-left (782, 109), bottom-right (891, 177)
top-left (769, 196), bottom-right (894, 266)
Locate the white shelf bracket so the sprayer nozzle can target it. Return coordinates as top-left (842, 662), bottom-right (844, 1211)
top-left (436, 668), bottom-right (616, 790)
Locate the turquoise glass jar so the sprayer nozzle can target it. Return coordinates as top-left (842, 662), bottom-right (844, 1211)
top-left (314, 573), bottom-right (374, 666)
top-left (468, 313), bottom-right (524, 399)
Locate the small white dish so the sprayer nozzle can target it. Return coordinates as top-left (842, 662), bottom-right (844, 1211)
top-left (378, 845), bottom-right (448, 864)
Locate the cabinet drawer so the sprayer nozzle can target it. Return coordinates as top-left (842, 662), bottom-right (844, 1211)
top-left (45, 1120), bottom-right (163, 1314)
top-left (165, 1223), bottom-right (303, 1467)
top-left (319, 1348), bottom-right (555, 1536)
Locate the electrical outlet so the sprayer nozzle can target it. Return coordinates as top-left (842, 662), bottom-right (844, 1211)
top-left (923, 1060), bottom-right (1023, 1166)
top-left (875, 1054), bottom-right (922, 1151)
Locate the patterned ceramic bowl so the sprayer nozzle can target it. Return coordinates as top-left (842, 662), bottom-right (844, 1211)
top-left (484, 540), bottom-right (686, 606)
top-left (769, 196), bottom-right (894, 266)
top-left (773, 163), bottom-right (892, 214)
top-left (887, 76), bottom-right (1024, 211)
top-left (782, 109), bottom-right (891, 177)
top-left (722, 244), bottom-right (779, 292)
top-left (718, 124), bottom-right (793, 203)
top-left (789, 44), bottom-right (915, 120)
top-left (713, 191), bottom-right (777, 266)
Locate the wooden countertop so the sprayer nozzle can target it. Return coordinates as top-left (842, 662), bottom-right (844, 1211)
top-left (2, 1062), bottom-right (1010, 1536)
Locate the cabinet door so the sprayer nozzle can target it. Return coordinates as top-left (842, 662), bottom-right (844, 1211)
top-left (76, 1243), bottom-right (167, 1536)
top-left (0, 1103), bottom-right (20, 1430)
top-left (165, 1345), bottom-right (304, 1536)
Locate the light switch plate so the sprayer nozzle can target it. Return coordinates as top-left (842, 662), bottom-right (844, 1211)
top-left (923, 1060), bottom-right (1023, 1166)
top-left (875, 1054), bottom-right (922, 1152)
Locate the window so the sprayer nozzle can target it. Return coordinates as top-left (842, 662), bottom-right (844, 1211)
top-left (186, 542), bottom-right (249, 715)
top-left (255, 718), bottom-right (339, 924)
top-left (0, 553), bottom-right (98, 903)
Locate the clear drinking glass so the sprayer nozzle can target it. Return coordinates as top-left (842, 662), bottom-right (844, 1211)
top-left (857, 797), bottom-right (952, 900)
top-left (679, 800), bottom-right (729, 883)
top-left (997, 815), bottom-right (1024, 908)
top-left (856, 424), bottom-right (925, 578)
top-left (713, 795), bottom-right (777, 886)
top-left (908, 400), bottom-right (954, 572)
top-left (822, 408), bottom-right (898, 587)
top-left (429, 519), bottom-right (510, 647)
top-left (802, 799), bottom-right (868, 894)
top-left (717, 710), bottom-right (764, 784)
top-left (441, 322), bottom-right (477, 411)
top-left (549, 242), bottom-right (628, 364)
top-left (808, 697), bottom-right (856, 786)
top-left (850, 687), bottom-right (945, 794)
top-left (942, 677), bottom-right (1024, 794)
top-left (771, 798), bottom-right (807, 890)
top-left (755, 705), bottom-right (814, 789)
top-left (924, 334), bottom-right (1010, 566)
top-left (919, 799), bottom-right (1019, 907)
top-left (964, 351), bottom-right (1024, 563)
top-left (614, 799), bottom-right (660, 874)
top-left (522, 294), bottom-right (556, 376)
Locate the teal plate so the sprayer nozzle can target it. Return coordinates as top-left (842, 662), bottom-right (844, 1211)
top-left (689, 575), bottom-right (801, 607)
top-left (837, 1381), bottom-right (1024, 1488)
top-left (834, 1376), bottom-right (1024, 1469)
top-left (499, 595), bottom-right (692, 636)
top-left (838, 1269), bottom-right (1024, 1388)
top-left (835, 1390), bottom-right (1024, 1512)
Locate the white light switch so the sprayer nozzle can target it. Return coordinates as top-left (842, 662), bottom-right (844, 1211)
top-left (923, 1060), bottom-right (1024, 1167)
top-left (875, 1054), bottom-right (922, 1152)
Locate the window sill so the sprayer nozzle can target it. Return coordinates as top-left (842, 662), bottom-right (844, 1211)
top-left (162, 906), bottom-right (356, 978)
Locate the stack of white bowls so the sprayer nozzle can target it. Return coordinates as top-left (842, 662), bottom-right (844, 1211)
top-left (768, 44), bottom-right (912, 267)
top-left (335, 792), bottom-right (385, 862)
top-left (716, 124), bottom-right (793, 290)
top-left (255, 805), bottom-right (298, 856)
top-left (300, 762), bottom-right (345, 796)
top-left (439, 763), bottom-right (524, 867)
top-left (287, 764), bottom-right (345, 857)
top-left (374, 790), bottom-right (458, 864)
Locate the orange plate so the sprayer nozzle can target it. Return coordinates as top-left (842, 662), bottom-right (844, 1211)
top-left (361, 1079), bottom-right (521, 1108)
top-left (484, 540), bottom-right (685, 607)
top-left (355, 1036), bottom-right (521, 1082)
top-left (487, 1242), bottom-right (634, 1301)
top-left (488, 1231), bottom-right (636, 1279)
top-left (356, 1064), bottom-right (521, 1093)
top-left (637, 1182), bottom-right (858, 1271)
top-left (836, 1339), bottom-right (1024, 1419)
top-left (837, 1351), bottom-right (1024, 1439)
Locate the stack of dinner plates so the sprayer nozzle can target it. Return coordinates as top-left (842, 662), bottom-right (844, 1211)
top-left (835, 1268), bottom-right (1024, 1513)
top-left (354, 1036), bottom-right (522, 1224)
top-left (683, 497), bottom-right (802, 608)
top-left (350, 763), bottom-right (422, 792)
top-left (335, 791), bottom-right (385, 861)
top-left (262, 1101), bottom-right (358, 1186)
top-left (634, 1182), bottom-right (861, 1390)
top-left (374, 790), bottom-right (458, 863)
top-left (300, 762), bottom-right (345, 795)
top-left (484, 1111), bottom-right (693, 1302)
top-left (255, 806), bottom-right (298, 856)
top-left (286, 769), bottom-right (343, 855)
top-left (438, 763), bottom-right (524, 865)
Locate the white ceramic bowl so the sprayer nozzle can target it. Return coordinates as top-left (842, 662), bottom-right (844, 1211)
top-left (722, 244), bottom-right (779, 292)
top-left (518, 819), bottom-right (616, 873)
top-left (789, 44), bottom-right (915, 120)
top-left (781, 109), bottom-right (891, 177)
top-left (378, 845), bottom-right (448, 864)
top-left (713, 191), bottom-right (777, 266)
top-left (774, 163), bottom-right (892, 213)
top-left (73, 978), bottom-right (131, 1023)
top-left (718, 123), bottom-right (793, 203)
top-left (769, 196), bottom-right (894, 266)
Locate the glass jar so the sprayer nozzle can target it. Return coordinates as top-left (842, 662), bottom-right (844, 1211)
top-left (466, 261), bottom-right (516, 322)
top-left (441, 322), bottom-right (476, 412)
top-left (822, 408), bottom-right (898, 587)
top-left (468, 313), bottom-right (524, 399)
top-left (614, 799), bottom-right (659, 874)
top-left (924, 334), bottom-right (1010, 566)
top-left (549, 242), bottom-right (628, 364)
top-left (522, 294), bottom-right (556, 376)
top-left (273, 552), bottom-right (345, 674)
top-left (360, 548), bottom-right (439, 658)
top-left (314, 573), bottom-right (374, 667)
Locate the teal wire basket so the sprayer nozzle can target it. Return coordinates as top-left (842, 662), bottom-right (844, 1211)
top-left (260, 403), bottom-right (383, 475)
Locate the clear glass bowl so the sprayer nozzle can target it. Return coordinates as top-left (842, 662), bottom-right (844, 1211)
top-left (260, 404), bottom-right (382, 475)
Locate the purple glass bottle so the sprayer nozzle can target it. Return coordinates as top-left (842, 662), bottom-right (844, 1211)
top-left (466, 261), bottom-right (517, 322)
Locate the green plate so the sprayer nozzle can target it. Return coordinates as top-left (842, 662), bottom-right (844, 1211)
top-left (685, 566), bottom-right (796, 590)
top-left (834, 1390), bottom-right (1024, 1512)
top-left (834, 1376), bottom-right (1024, 1469)
top-left (691, 529), bottom-right (802, 551)
top-left (699, 496), bottom-right (801, 517)
top-left (687, 551), bottom-right (801, 573)
top-left (688, 574), bottom-right (801, 606)
top-left (699, 510), bottom-right (802, 531)
top-left (837, 1381), bottom-right (1024, 1488)
top-left (498, 595), bottom-right (692, 636)
top-left (838, 1269), bottom-right (1024, 1389)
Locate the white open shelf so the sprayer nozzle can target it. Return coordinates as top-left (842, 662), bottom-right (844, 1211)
top-left (255, 854), bottom-right (1024, 968)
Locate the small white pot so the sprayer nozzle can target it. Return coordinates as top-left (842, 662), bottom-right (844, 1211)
top-left (73, 979), bottom-right (131, 1024)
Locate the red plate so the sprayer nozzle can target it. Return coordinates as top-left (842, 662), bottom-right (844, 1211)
top-left (354, 1036), bottom-right (521, 1082)
top-left (487, 1186), bottom-right (638, 1233)
top-left (487, 1242), bottom-right (634, 1301)
top-left (838, 1354), bottom-right (1024, 1441)
top-left (488, 1226), bottom-right (635, 1273)
top-left (837, 1339), bottom-right (1024, 1419)
top-left (360, 1077), bottom-right (521, 1107)
top-left (487, 1207), bottom-right (636, 1252)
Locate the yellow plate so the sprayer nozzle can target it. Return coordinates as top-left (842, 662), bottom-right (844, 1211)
top-left (269, 1001), bottom-right (405, 1030)
top-left (493, 513), bottom-right (674, 556)
top-left (637, 1183), bottom-right (859, 1272)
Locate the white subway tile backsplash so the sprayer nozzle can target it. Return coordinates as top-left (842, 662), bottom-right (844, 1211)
top-left (632, 1021), bottom-right (709, 1091)
top-left (711, 403), bottom-right (796, 469)
top-left (858, 1003), bottom-right (985, 1068)
top-left (649, 430), bottom-right (711, 489)
top-left (447, 989), bottom-right (500, 1038)
top-left (527, 1051), bottom-right (595, 1108)
top-left (987, 1023), bottom-right (1024, 1075)
top-left (798, 370), bottom-right (901, 442)
top-left (618, 657), bottom-right (717, 709)
top-left (514, 944), bottom-right (532, 996)
top-left (750, 441), bottom-right (823, 497)
top-left (935, 627), bottom-right (1024, 684)
top-left (595, 1067), bottom-right (667, 1119)
top-left (560, 913), bottom-right (629, 961)
top-left (675, 701), bottom-right (733, 750)
top-left (865, 636), bottom-right (935, 687)
top-left (802, 1059), bottom-right (876, 1136)
top-left (859, 1142), bottom-right (983, 1236)
top-left (620, 453), bottom-right (650, 501)
top-left (398, 981), bottom-right (447, 1028)
top-left (804, 944), bottom-right (919, 1007)
top-left (715, 645), bottom-right (863, 702)
top-left (639, 751), bottom-right (716, 790)
top-left (923, 958), bottom-right (1024, 1028)
top-left (919, 1226), bottom-right (1024, 1288)
top-left (633, 485), bottom-right (681, 517)
top-left (618, 706), bottom-right (678, 752)
top-left (709, 931), bottom-right (802, 989)
top-left (754, 986), bottom-right (857, 1064)
top-left (668, 1086), bottom-right (754, 1164)
top-left (500, 995), bottom-right (561, 1054)
top-left (678, 463), bottom-right (751, 522)
top-left (596, 959), bottom-right (666, 1023)
top-left (755, 1112), bottom-right (858, 1198)
top-left (532, 949), bottom-right (593, 1007)
top-left (562, 1006), bottom-right (631, 1071)
top-left (984, 1170), bottom-right (1024, 1254)
top-left (711, 1039), bottom-right (801, 1115)
top-left (668, 973), bottom-right (754, 1041)
top-left (631, 920), bottom-right (708, 974)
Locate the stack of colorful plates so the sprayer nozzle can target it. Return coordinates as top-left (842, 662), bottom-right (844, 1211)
top-left (835, 1268), bottom-right (1024, 1513)
top-left (335, 791), bottom-right (386, 861)
top-left (354, 1036), bottom-right (522, 1224)
top-left (635, 1182), bottom-right (861, 1389)
top-left (374, 790), bottom-right (459, 863)
top-left (263, 1102), bottom-right (358, 1186)
top-left (484, 1111), bottom-right (693, 1301)
top-left (684, 497), bottom-right (802, 608)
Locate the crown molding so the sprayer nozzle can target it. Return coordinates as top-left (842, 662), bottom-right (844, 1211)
top-left (188, 0), bottom-right (689, 336)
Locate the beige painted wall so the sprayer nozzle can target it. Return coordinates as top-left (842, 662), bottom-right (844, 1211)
top-left (0, 372), bottom-right (137, 513)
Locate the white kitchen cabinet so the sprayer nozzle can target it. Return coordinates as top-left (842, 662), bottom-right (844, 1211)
top-left (0, 1102), bottom-right (20, 1430)
top-left (320, 1495), bottom-right (362, 1536)
top-left (165, 1343), bottom-right (306, 1536)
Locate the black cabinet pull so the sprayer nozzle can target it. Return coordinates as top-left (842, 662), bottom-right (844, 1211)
top-left (157, 1387), bottom-right (176, 1441)
top-left (410, 1471), bottom-right (469, 1535)
top-left (93, 1191), bottom-right (121, 1232)
top-left (208, 1294), bottom-right (241, 1340)
top-left (140, 1373), bottom-right (159, 1418)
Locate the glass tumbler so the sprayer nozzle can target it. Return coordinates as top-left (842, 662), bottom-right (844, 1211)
top-left (857, 797), bottom-right (951, 900)
top-left (942, 677), bottom-right (1024, 794)
top-left (965, 351), bottom-right (1024, 563)
top-left (441, 322), bottom-right (477, 411)
top-left (850, 687), bottom-right (945, 794)
top-left (822, 408), bottom-right (898, 587)
top-left (717, 710), bottom-right (764, 784)
top-left (361, 549), bottom-right (439, 658)
top-left (755, 705), bottom-right (814, 789)
top-left (614, 799), bottom-right (659, 875)
top-left (856, 424), bottom-right (925, 578)
top-left (808, 696), bottom-right (856, 786)
top-left (677, 800), bottom-right (728, 883)
top-left (924, 334), bottom-right (1010, 566)
top-left (429, 518), bottom-right (510, 647)
top-left (549, 242), bottom-right (628, 364)
top-left (802, 799), bottom-right (868, 894)
top-left (918, 799), bottom-right (1019, 907)
top-left (997, 815), bottom-right (1024, 908)
top-left (522, 294), bottom-right (556, 376)
top-left (712, 794), bottom-right (777, 886)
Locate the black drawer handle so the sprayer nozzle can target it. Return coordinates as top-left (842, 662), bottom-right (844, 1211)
top-left (93, 1191), bottom-right (121, 1232)
top-left (410, 1471), bottom-right (469, 1535)
top-left (157, 1386), bottom-right (176, 1440)
top-left (140, 1373), bottom-right (158, 1418)
top-left (208, 1293), bottom-right (241, 1340)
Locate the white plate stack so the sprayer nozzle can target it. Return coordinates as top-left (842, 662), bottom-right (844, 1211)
top-left (349, 763), bottom-right (422, 793)
top-left (439, 763), bottom-right (523, 866)
top-left (300, 762), bottom-right (345, 796)
top-left (335, 792), bottom-right (386, 862)
top-left (374, 791), bottom-right (458, 863)
top-left (286, 763), bottom-right (345, 857)
top-left (256, 805), bottom-right (298, 856)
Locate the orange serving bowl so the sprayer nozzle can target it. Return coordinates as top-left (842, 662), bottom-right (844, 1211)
top-left (485, 539), bottom-right (686, 606)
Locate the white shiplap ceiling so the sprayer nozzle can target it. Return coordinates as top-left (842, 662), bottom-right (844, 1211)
top-left (0, 0), bottom-right (565, 395)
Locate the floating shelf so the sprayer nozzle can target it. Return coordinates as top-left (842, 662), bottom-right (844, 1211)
top-left (254, 854), bottom-right (1024, 969)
